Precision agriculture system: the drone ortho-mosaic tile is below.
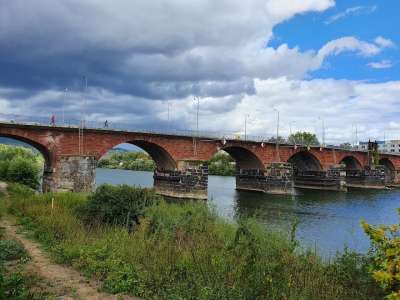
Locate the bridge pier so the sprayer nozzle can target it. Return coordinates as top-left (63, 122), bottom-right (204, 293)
top-left (236, 162), bottom-right (294, 195)
top-left (42, 155), bottom-right (96, 193)
top-left (345, 166), bottom-right (386, 189)
top-left (294, 165), bottom-right (347, 192)
top-left (153, 161), bottom-right (208, 200)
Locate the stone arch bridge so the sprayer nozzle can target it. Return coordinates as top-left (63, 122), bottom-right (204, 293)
top-left (1, 122), bottom-right (399, 199)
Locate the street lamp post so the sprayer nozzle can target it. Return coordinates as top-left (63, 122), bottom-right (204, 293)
top-left (289, 121), bottom-right (296, 137)
top-left (244, 114), bottom-right (250, 141)
top-left (273, 108), bottom-right (280, 162)
top-left (63, 88), bottom-right (68, 125)
top-left (194, 96), bottom-right (200, 137)
top-left (318, 116), bottom-right (325, 146)
top-left (193, 96), bottom-right (200, 156)
top-left (167, 100), bottom-right (171, 132)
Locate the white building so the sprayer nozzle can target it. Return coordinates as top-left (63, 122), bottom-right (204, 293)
top-left (380, 140), bottom-right (400, 153)
top-left (357, 140), bottom-right (400, 153)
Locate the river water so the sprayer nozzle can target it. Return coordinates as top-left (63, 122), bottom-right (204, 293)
top-left (96, 168), bottom-right (400, 257)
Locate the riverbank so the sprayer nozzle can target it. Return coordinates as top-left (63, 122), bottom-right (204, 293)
top-left (2, 182), bottom-right (384, 299)
top-left (99, 151), bottom-right (236, 176)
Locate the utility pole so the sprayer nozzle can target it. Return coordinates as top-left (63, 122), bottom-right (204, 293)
top-left (273, 108), bottom-right (280, 162)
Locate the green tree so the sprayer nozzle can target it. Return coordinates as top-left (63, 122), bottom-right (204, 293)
top-left (362, 211), bottom-right (400, 299)
top-left (288, 131), bottom-right (319, 146)
top-left (207, 152), bottom-right (235, 176)
top-left (0, 145), bottom-right (42, 189)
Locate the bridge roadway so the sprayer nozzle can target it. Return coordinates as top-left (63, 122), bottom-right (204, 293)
top-left (1, 121), bottom-right (399, 199)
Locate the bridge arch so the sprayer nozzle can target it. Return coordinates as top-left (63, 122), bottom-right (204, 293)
top-left (288, 151), bottom-right (322, 172)
top-left (220, 146), bottom-right (264, 170)
top-left (99, 140), bottom-right (177, 170)
top-left (379, 158), bottom-right (396, 183)
top-left (339, 156), bottom-right (363, 170)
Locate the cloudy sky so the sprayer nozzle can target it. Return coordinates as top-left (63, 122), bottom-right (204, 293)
top-left (0, 0), bottom-right (399, 144)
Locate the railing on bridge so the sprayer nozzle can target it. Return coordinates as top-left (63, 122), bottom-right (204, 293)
top-left (0, 112), bottom-right (271, 141)
top-left (0, 112), bottom-right (386, 154)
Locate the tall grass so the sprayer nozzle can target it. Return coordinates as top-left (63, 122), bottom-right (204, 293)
top-left (7, 183), bottom-right (383, 299)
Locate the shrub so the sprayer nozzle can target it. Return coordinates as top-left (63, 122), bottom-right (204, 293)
top-left (362, 212), bottom-right (400, 299)
top-left (7, 157), bottom-right (40, 189)
top-left (78, 184), bottom-right (162, 227)
top-left (0, 239), bottom-right (28, 262)
top-left (0, 145), bottom-right (42, 189)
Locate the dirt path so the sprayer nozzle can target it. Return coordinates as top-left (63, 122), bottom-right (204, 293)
top-left (0, 182), bottom-right (137, 300)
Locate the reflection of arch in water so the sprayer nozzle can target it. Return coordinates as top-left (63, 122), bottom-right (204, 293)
top-left (379, 158), bottom-right (395, 183)
top-left (288, 151), bottom-right (322, 172)
top-left (339, 156), bottom-right (363, 170)
top-left (220, 146), bottom-right (264, 170)
top-left (100, 140), bottom-right (177, 170)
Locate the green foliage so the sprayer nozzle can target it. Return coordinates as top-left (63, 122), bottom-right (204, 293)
top-left (98, 151), bottom-right (155, 171)
top-left (362, 212), bottom-right (400, 299)
top-left (0, 145), bottom-right (42, 189)
top-left (5, 184), bottom-right (384, 299)
top-left (0, 268), bottom-right (56, 300)
top-left (288, 131), bottom-right (320, 146)
top-left (207, 152), bottom-right (235, 176)
top-left (326, 248), bottom-right (383, 298)
top-left (100, 150), bottom-right (238, 177)
top-left (78, 184), bottom-right (162, 227)
top-left (0, 239), bottom-right (27, 261)
top-left (372, 149), bottom-right (380, 166)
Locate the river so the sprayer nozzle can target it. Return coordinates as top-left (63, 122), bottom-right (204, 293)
top-left (96, 168), bottom-right (400, 257)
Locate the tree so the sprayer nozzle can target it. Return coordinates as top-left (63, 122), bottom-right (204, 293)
top-left (288, 131), bottom-right (319, 146)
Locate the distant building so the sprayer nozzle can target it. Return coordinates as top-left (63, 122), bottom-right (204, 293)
top-left (380, 140), bottom-right (400, 153)
top-left (357, 140), bottom-right (400, 153)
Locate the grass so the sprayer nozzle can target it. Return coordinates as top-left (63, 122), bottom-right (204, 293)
top-left (0, 183), bottom-right (59, 299)
top-left (6, 183), bottom-right (384, 299)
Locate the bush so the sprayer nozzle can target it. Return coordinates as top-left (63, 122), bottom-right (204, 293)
top-left (0, 145), bottom-right (42, 189)
top-left (0, 239), bottom-right (27, 261)
top-left (78, 184), bottom-right (162, 227)
top-left (7, 157), bottom-right (40, 190)
top-left (362, 211), bottom-right (400, 299)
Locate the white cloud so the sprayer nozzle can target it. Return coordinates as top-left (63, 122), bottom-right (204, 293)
top-left (325, 5), bottom-right (377, 25)
top-left (368, 60), bottom-right (393, 69)
top-left (317, 37), bottom-right (381, 60)
top-left (374, 36), bottom-right (395, 48)
top-left (2, 77), bottom-right (400, 144)
top-left (0, 1), bottom-right (398, 145)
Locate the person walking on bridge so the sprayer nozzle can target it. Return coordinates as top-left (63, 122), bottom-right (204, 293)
top-left (50, 114), bottom-right (55, 126)
top-left (104, 120), bottom-right (109, 128)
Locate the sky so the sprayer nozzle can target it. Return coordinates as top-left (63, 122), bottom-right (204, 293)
top-left (0, 0), bottom-right (399, 144)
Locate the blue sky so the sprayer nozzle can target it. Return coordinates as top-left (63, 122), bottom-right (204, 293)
top-left (271, 0), bottom-right (398, 81)
top-left (0, 1), bottom-right (399, 143)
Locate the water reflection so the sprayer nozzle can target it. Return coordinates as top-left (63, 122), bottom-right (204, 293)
top-left (96, 168), bottom-right (400, 257)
